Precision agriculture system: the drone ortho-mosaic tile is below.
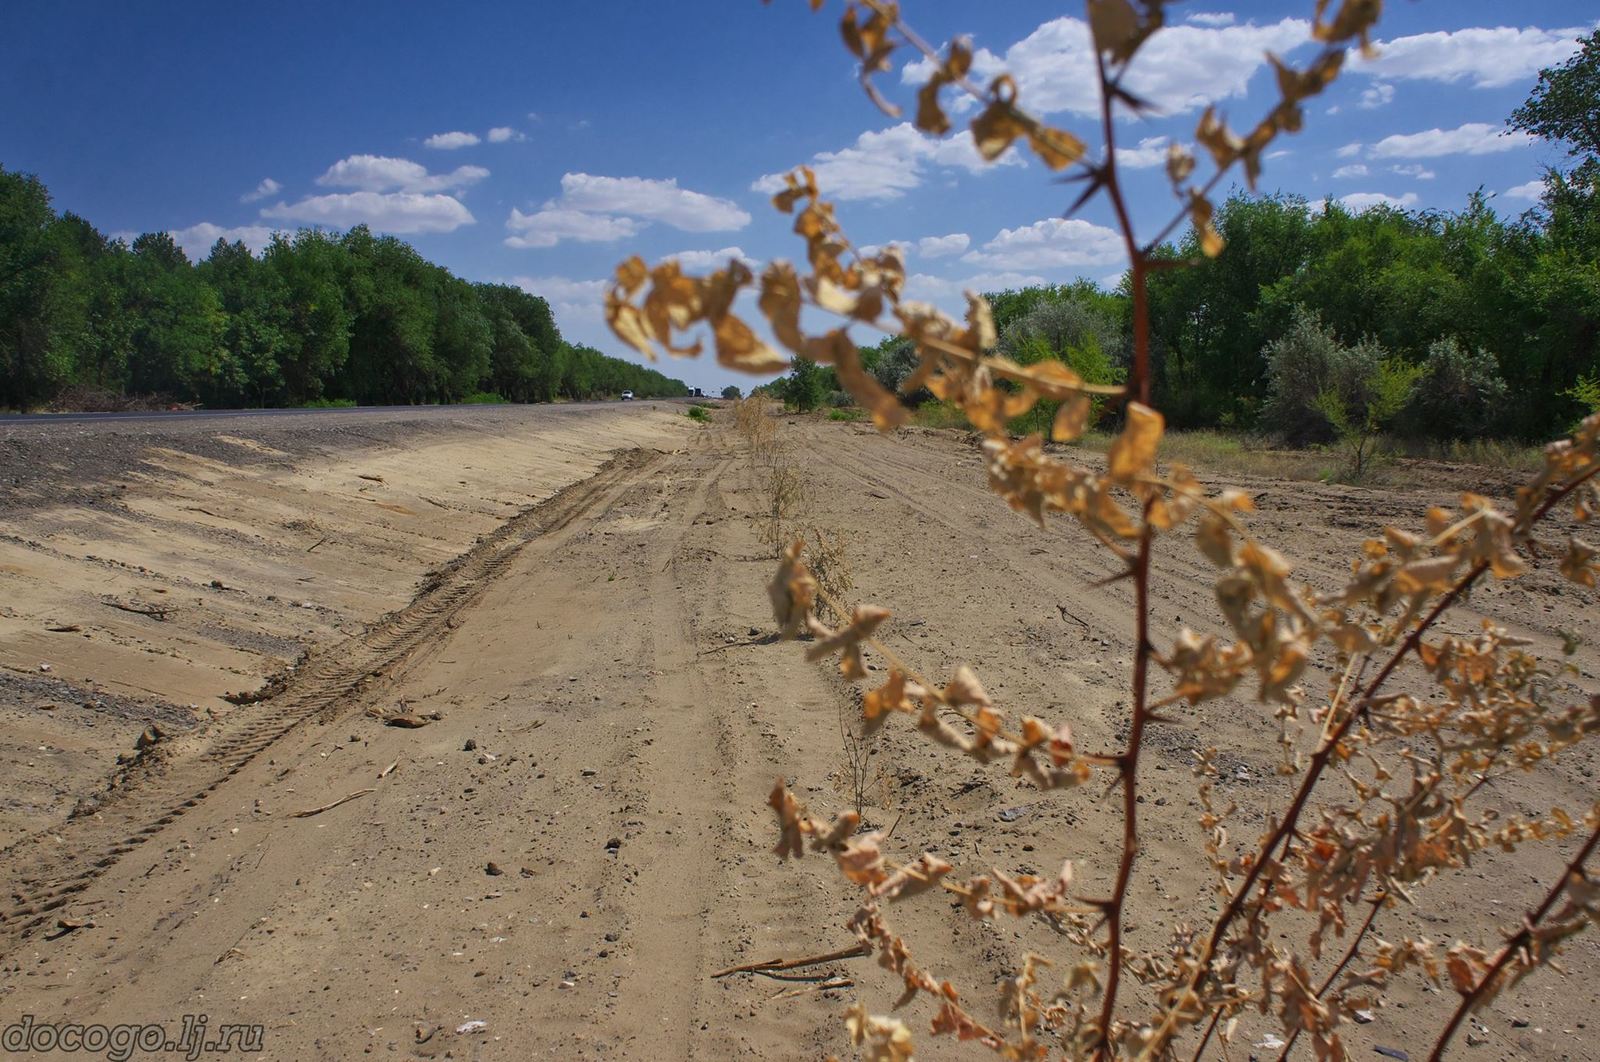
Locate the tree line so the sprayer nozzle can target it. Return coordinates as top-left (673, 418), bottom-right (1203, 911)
top-left (774, 33), bottom-right (1600, 445)
top-left (0, 168), bottom-right (687, 411)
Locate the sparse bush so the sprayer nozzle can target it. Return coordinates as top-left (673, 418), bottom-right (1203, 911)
top-left (1314, 346), bottom-right (1423, 479)
top-left (605, 4), bottom-right (1600, 1059)
top-left (1260, 305), bottom-right (1349, 443)
top-left (686, 403), bottom-right (712, 422)
top-left (1405, 337), bottom-right (1509, 439)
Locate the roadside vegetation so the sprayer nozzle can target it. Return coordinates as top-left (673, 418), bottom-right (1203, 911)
top-left (749, 28), bottom-right (1599, 484)
top-left (0, 174), bottom-right (689, 411)
top-left (607, 6), bottom-right (1600, 1059)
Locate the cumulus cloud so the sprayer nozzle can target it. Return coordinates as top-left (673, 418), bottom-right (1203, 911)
top-left (1185, 12), bottom-right (1236, 27)
top-left (424, 130), bottom-right (481, 150)
top-left (1354, 25), bottom-right (1589, 89)
top-left (902, 16), bottom-right (1310, 117)
top-left (917, 233), bottom-right (970, 258)
top-left (262, 192), bottom-right (475, 233)
top-left (1336, 142), bottom-right (1364, 158)
top-left (1504, 179), bottom-right (1545, 202)
top-left (1332, 163), bottom-right (1369, 179)
top-left (1391, 163), bottom-right (1435, 180)
top-left (961, 217), bottom-right (1125, 272)
top-left (317, 154), bottom-right (488, 194)
top-left (664, 246), bottom-right (756, 270)
top-left (1370, 123), bottom-right (1533, 159)
top-left (1359, 82), bottom-right (1395, 109)
top-left (487, 126), bottom-right (521, 143)
top-left (239, 178), bottom-right (281, 204)
top-left (504, 208), bottom-right (642, 249)
top-left (169, 222), bottom-right (282, 260)
top-left (511, 275), bottom-right (608, 322)
top-left (1115, 136), bottom-right (1177, 169)
top-left (554, 174), bottom-right (750, 232)
top-left (1339, 191), bottom-right (1420, 212)
top-left (857, 241), bottom-right (909, 260)
top-left (752, 122), bottom-right (1018, 201)
top-left (904, 271), bottom-right (1049, 301)
top-left (503, 173), bottom-right (748, 250)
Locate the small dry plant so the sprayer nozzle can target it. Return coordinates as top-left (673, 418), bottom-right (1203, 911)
top-left (606, 3), bottom-right (1600, 1058)
top-left (836, 699), bottom-right (893, 826)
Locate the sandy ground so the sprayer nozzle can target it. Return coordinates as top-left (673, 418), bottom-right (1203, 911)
top-left (0, 407), bottom-right (1596, 1061)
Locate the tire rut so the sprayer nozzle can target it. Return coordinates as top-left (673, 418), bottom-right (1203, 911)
top-left (0, 449), bottom-right (661, 946)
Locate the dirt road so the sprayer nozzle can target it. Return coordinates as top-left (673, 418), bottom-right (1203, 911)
top-left (2, 410), bottom-right (1596, 1060)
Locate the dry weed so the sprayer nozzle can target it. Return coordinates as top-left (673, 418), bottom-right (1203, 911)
top-left (606, 3), bottom-right (1600, 1059)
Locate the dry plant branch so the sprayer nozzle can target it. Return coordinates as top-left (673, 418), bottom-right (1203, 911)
top-left (602, 2), bottom-right (1600, 1058)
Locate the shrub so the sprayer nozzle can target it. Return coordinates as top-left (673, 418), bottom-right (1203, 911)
top-left (1404, 337), bottom-right (1509, 439)
top-left (604, 5), bottom-right (1600, 1059)
top-left (460, 390), bottom-right (507, 405)
top-left (721, 385), bottom-right (742, 400)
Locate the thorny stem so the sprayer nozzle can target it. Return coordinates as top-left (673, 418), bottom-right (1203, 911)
top-left (1144, 562), bottom-right (1492, 1060)
top-left (1270, 892), bottom-right (1388, 1062)
top-left (1095, 516), bottom-right (1156, 1058)
top-left (1428, 819), bottom-right (1600, 1062)
top-left (1091, 46), bottom-right (1155, 1053)
top-left (1093, 49), bottom-right (1150, 408)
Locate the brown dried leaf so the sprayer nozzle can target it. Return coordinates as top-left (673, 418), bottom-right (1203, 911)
top-left (1106, 402), bottom-right (1164, 482)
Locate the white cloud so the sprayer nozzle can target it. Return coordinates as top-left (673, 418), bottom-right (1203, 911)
top-left (857, 241), bottom-right (909, 259)
top-left (905, 271), bottom-right (1049, 301)
top-left (1332, 163), bottom-right (1369, 179)
top-left (1354, 25), bottom-right (1589, 89)
top-left (510, 275), bottom-right (608, 323)
top-left (1359, 82), bottom-right (1395, 109)
top-left (1338, 191), bottom-right (1420, 212)
top-left (1115, 136), bottom-right (1177, 169)
top-left (504, 208), bottom-right (641, 249)
top-left (169, 222), bottom-right (281, 261)
top-left (1336, 142), bottom-right (1363, 158)
top-left (1370, 123), bottom-right (1533, 159)
top-left (753, 122), bottom-right (1018, 202)
top-left (317, 154), bottom-right (489, 194)
top-left (553, 173), bottom-right (750, 232)
top-left (487, 126), bottom-right (520, 143)
top-left (962, 216), bottom-right (1125, 272)
top-left (503, 173), bottom-right (749, 250)
top-left (917, 233), bottom-right (970, 258)
top-left (1185, 12), bottom-right (1236, 27)
top-left (1391, 163), bottom-right (1435, 180)
top-left (239, 178), bottom-right (281, 204)
top-left (664, 246), bottom-right (755, 270)
top-left (261, 192), bottom-right (475, 233)
top-left (902, 16), bottom-right (1311, 117)
top-left (424, 130), bottom-right (481, 150)
top-left (1504, 179), bottom-right (1545, 202)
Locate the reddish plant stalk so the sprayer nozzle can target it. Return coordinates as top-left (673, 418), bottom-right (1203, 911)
top-left (1095, 519), bottom-right (1156, 1058)
top-left (1429, 820), bottom-right (1600, 1061)
top-left (1270, 892), bottom-right (1388, 1062)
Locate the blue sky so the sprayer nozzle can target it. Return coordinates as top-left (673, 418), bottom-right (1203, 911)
top-left (3, 2), bottom-right (1594, 393)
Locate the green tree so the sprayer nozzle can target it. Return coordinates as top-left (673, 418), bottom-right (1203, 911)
top-left (199, 238), bottom-right (291, 406)
top-left (782, 356), bottom-right (826, 411)
top-left (264, 230), bottom-right (351, 404)
top-left (0, 168), bottom-right (73, 409)
top-left (123, 232), bottom-right (227, 401)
